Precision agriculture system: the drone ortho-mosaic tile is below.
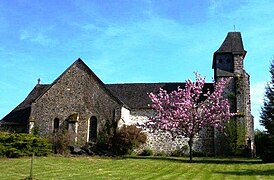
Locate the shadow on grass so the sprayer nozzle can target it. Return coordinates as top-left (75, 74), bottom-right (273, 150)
top-left (121, 156), bottom-right (263, 165)
top-left (215, 169), bottom-right (274, 176)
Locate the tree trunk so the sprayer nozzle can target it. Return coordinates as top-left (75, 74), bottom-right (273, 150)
top-left (188, 137), bottom-right (193, 162)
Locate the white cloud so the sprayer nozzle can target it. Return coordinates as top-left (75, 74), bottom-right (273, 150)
top-left (85, 17), bottom-right (193, 81)
top-left (208, 0), bottom-right (220, 15)
top-left (19, 28), bottom-right (58, 46)
top-left (208, 0), bottom-right (242, 17)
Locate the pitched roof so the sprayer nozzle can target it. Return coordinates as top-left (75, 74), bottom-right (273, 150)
top-left (34, 58), bottom-right (124, 106)
top-left (0, 84), bottom-right (49, 125)
top-left (215, 32), bottom-right (246, 55)
top-left (213, 32), bottom-right (247, 69)
top-left (106, 83), bottom-right (214, 109)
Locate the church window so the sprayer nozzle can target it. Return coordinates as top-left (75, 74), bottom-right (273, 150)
top-left (53, 118), bottom-right (60, 132)
top-left (89, 116), bottom-right (97, 142)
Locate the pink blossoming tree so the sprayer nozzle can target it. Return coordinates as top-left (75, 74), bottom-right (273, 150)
top-left (145, 73), bottom-right (233, 161)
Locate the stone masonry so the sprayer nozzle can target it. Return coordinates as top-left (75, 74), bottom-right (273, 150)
top-left (31, 60), bottom-right (123, 145)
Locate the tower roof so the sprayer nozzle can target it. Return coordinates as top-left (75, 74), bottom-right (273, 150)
top-left (215, 32), bottom-right (246, 55)
top-left (213, 32), bottom-right (247, 69)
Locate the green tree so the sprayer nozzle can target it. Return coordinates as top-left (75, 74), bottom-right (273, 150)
top-left (254, 129), bottom-right (269, 158)
top-left (260, 59), bottom-right (274, 162)
top-left (260, 59), bottom-right (274, 135)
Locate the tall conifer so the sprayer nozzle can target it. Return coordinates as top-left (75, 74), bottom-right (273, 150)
top-left (260, 59), bottom-right (274, 135)
top-left (259, 59), bottom-right (274, 162)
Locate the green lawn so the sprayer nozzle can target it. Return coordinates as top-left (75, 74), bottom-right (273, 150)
top-left (0, 156), bottom-right (273, 180)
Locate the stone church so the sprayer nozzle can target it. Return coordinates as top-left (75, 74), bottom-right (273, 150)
top-left (0, 32), bottom-right (254, 155)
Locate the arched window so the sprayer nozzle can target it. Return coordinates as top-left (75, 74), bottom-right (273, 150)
top-left (53, 118), bottom-right (60, 133)
top-left (89, 116), bottom-right (97, 142)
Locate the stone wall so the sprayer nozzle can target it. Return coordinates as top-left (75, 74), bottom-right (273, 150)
top-left (213, 73), bottom-right (235, 155)
top-left (128, 109), bottom-right (214, 155)
top-left (238, 71), bottom-right (254, 150)
top-left (31, 61), bottom-right (122, 145)
top-left (234, 55), bottom-right (254, 150)
top-left (214, 53), bottom-right (254, 155)
top-left (234, 55), bottom-right (244, 73)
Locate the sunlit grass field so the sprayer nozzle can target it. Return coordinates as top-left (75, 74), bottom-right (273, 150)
top-left (0, 156), bottom-right (273, 180)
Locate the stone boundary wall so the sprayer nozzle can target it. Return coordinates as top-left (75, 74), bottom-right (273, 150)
top-left (128, 109), bottom-right (214, 155)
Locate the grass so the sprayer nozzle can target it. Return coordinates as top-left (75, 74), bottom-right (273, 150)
top-left (0, 156), bottom-right (273, 180)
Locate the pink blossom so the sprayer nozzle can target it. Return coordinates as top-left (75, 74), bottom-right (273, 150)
top-left (144, 72), bottom-right (234, 161)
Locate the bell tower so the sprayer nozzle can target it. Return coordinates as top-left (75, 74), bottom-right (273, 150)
top-left (212, 32), bottom-right (254, 156)
top-left (212, 32), bottom-right (247, 78)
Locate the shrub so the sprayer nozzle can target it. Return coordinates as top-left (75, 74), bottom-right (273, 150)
top-left (0, 144), bottom-right (7, 157)
top-left (139, 149), bottom-right (153, 156)
top-left (234, 145), bottom-right (251, 157)
top-left (0, 132), bottom-right (51, 158)
top-left (261, 148), bottom-right (274, 163)
top-left (255, 130), bottom-right (270, 157)
top-left (255, 130), bottom-right (274, 162)
top-left (170, 145), bottom-right (189, 157)
top-left (112, 125), bottom-right (147, 155)
top-left (96, 121), bottom-right (115, 154)
top-left (170, 149), bottom-right (183, 157)
top-left (155, 151), bottom-right (166, 157)
top-left (49, 129), bottom-right (71, 155)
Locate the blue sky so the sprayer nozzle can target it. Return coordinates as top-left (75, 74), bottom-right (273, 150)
top-left (0, 0), bottom-right (273, 130)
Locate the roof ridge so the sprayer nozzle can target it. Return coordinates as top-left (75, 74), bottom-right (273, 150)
top-left (107, 82), bottom-right (184, 85)
top-left (106, 82), bottom-right (213, 85)
top-left (33, 58), bottom-right (125, 107)
top-left (33, 58), bottom-right (82, 102)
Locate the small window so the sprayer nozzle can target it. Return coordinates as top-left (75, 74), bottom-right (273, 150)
top-left (89, 116), bottom-right (97, 142)
top-left (53, 118), bottom-right (60, 132)
top-left (218, 59), bottom-right (223, 64)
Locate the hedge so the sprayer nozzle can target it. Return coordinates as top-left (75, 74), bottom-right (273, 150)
top-left (0, 132), bottom-right (52, 158)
